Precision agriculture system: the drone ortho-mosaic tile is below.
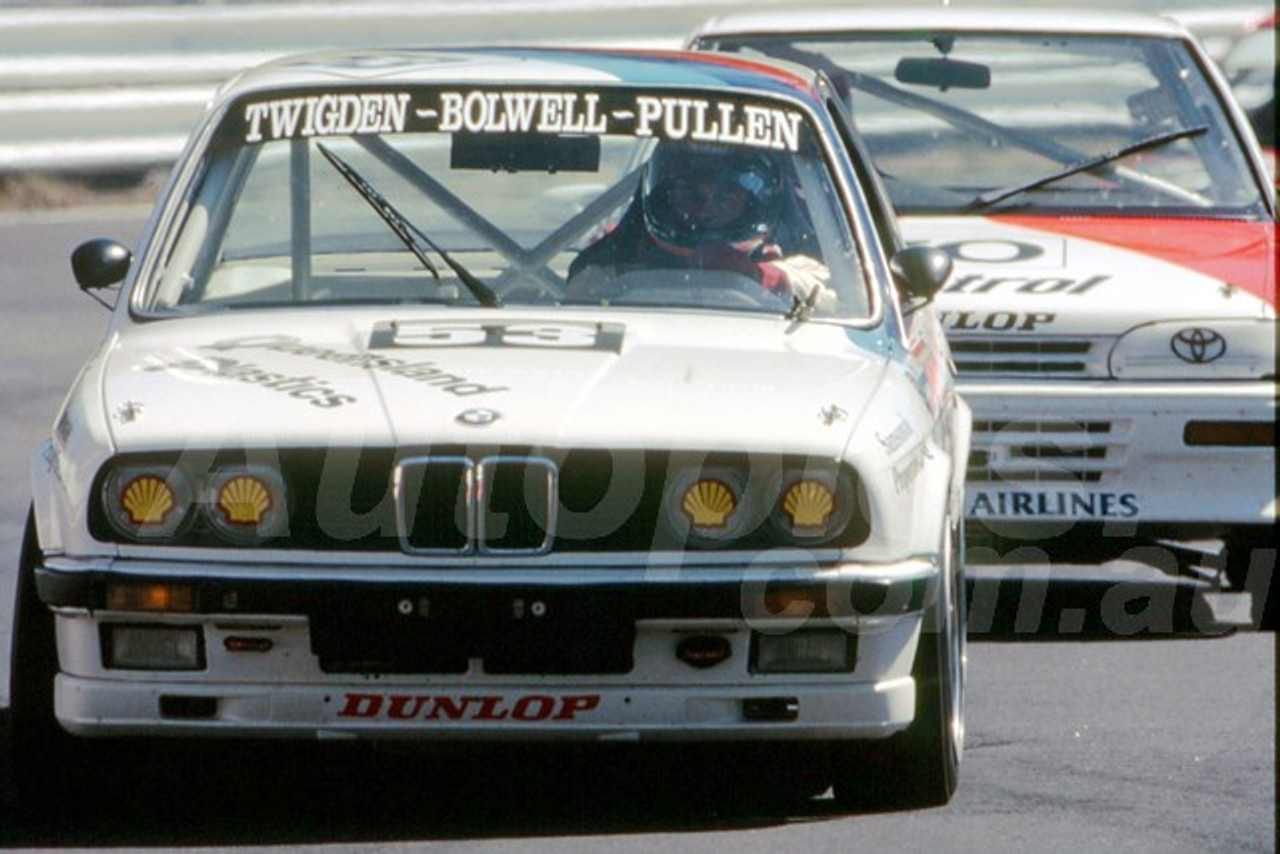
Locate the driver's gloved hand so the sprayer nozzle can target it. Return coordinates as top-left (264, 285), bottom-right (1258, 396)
top-left (690, 242), bottom-right (837, 312)
top-left (764, 254), bottom-right (835, 309)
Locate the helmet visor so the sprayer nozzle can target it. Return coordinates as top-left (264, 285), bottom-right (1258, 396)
top-left (643, 143), bottom-right (781, 247)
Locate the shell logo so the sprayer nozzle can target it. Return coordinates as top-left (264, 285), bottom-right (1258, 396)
top-left (781, 480), bottom-right (835, 529)
top-left (681, 479), bottom-right (736, 528)
top-left (121, 475), bottom-right (176, 525)
top-left (217, 474), bottom-right (273, 524)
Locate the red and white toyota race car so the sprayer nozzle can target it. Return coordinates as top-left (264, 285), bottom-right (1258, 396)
top-left (692, 8), bottom-right (1277, 629)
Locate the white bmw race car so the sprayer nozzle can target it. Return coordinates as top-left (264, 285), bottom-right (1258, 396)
top-left (691, 8), bottom-right (1278, 628)
top-left (8, 46), bottom-right (971, 815)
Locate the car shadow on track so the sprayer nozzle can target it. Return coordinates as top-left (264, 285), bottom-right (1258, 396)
top-left (0, 738), bottom-right (882, 846)
top-left (964, 569), bottom-right (1249, 640)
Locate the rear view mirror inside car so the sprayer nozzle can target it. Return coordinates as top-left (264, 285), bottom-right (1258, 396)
top-left (894, 57), bottom-right (991, 90)
top-left (451, 131), bottom-right (601, 172)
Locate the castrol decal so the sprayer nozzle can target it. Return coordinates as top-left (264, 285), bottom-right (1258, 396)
top-left (991, 214), bottom-right (1275, 307)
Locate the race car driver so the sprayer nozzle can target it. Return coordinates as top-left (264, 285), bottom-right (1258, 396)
top-left (567, 140), bottom-right (833, 309)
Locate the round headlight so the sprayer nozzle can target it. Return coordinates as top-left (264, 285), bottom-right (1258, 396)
top-left (769, 468), bottom-right (854, 545)
top-left (205, 465), bottom-right (289, 544)
top-left (102, 465), bottom-right (194, 541)
top-left (664, 465), bottom-right (753, 548)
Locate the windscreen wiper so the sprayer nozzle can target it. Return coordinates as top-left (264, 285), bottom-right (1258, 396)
top-left (784, 285), bottom-right (822, 323)
top-left (964, 125), bottom-right (1209, 213)
top-left (316, 143), bottom-right (501, 307)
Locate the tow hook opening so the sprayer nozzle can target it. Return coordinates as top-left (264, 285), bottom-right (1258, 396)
top-left (159, 695), bottom-right (218, 719)
top-left (742, 697), bottom-right (799, 722)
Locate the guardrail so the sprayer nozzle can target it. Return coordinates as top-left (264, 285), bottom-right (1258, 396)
top-left (0, 0), bottom-right (742, 174)
top-left (0, 1), bottom-right (1269, 176)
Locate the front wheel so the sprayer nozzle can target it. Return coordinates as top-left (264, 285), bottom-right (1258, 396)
top-left (7, 509), bottom-right (168, 825)
top-left (1224, 534), bottom-right (1276, 632)
top-left (831, 522), bottom-right (966, 810)
top-left (7, 508), bottom-right (79, 822)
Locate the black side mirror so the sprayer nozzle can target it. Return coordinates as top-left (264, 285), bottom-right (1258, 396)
top-left (71, 238), bottom-right (132, 292)
top-left (891, 245), bottom-right (952, 308)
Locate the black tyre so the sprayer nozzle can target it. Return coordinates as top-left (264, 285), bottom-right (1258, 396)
top-left (832, 522), bottom-right (965, 810)
top-left (1224, 534), bottom-right (1276, 632)
top-left (7, 508), bottom-right (96, 824)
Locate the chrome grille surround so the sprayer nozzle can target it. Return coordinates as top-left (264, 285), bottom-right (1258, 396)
top-left (394, 455), bottom-right (558, 556)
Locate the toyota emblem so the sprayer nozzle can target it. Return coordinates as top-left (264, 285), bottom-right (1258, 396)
top-left (1170, 327), bottom-right (1226, 364)
top-left (456, 408), bottom-right (501, 426)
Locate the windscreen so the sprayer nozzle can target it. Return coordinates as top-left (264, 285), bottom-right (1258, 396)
top-left (137, 85), bottom-right (871, 319)
top-left (697, 32), bottom-right (1270, 217)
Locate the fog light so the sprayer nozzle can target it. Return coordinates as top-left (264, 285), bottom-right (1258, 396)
top-left (104, 625), bottom-right (203, 670)
top-left (752, 630), bottom-right (853, 674)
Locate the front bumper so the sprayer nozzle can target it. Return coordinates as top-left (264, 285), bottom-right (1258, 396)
top-left (38, 554), bottom-right (937, 741)
top-left (961, 379), bottom-right (1276, 537)
top-left (52, 672), bottom-right (919, 742)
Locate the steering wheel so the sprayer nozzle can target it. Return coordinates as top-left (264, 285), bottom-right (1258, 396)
top-left (567, 267), bottom-right (791, 310)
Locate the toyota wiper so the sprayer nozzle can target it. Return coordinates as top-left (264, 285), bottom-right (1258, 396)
top-left (317, 143), bottom-right (501, 307)
top-left (964, 125), bottom-right (1209, 213)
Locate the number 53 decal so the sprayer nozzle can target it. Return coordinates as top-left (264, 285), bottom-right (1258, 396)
top-left (371, 320), bottom-right (625, 353)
